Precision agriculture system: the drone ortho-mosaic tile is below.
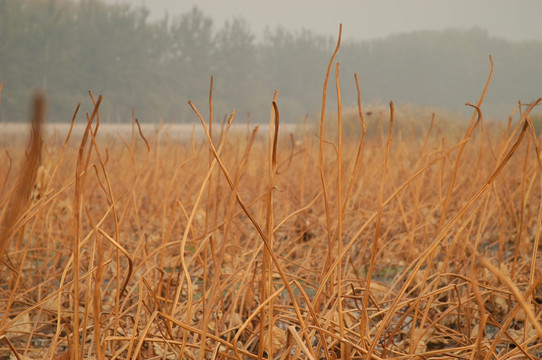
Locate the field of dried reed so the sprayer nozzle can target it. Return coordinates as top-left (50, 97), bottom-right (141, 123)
top-left (1, 33), bottom-right (542, 360)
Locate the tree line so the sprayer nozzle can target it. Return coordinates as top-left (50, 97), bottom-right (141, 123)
top-left (1, 0), bottom-right (540, 123)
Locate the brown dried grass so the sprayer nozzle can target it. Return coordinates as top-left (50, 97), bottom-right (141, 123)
top-left (1, 30), bottom-right (542, 360)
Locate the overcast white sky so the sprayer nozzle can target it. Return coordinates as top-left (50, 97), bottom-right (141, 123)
top-left (114, 0), bottom-right (542, 41)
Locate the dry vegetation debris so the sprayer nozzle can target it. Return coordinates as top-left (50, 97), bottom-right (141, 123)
top-left (1, 33), bottom-right (542, 360)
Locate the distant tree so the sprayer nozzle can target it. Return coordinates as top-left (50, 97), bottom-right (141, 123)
top-left (153, 7), bottom-right (215, 120)
top-left (0, 0), bottom-right (78, 121)
top-left (212, 17), bottom-right (269, 121)
top-left (261, 27), bottom-right (334, 118)
top-left (70, 1), bottom-right (154, 121)
top-left (0, 0), bottom-right (540, 123)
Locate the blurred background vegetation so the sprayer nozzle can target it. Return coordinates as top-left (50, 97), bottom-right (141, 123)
top-left (0, 0), bottom-right (540, 124)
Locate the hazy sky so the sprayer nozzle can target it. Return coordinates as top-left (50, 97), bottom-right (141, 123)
top-left (116, 0), bottom-right (542, 41)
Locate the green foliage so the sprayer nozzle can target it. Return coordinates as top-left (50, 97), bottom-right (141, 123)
top-left (0, 0), bottom-right (540, 123)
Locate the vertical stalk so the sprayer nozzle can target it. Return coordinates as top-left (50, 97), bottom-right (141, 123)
top-left (317, 24), bottom-right (342, 306)
top-left (335, 62), bottom-right (346, 358)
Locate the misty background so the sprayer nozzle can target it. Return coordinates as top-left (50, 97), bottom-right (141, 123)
top-left (0, 0), bottom-right (541, 124)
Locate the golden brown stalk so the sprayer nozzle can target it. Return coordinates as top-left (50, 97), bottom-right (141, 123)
top-left (318, 24), bottom-right (342, 301)
top-left (0, 93), bottom-right (44, 257)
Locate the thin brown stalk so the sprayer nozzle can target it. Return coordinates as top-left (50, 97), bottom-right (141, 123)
top-left (195, 104), bottom-right (315, 356)
top-left (318, 24), bottom-right (342, 300)
top-left (437, 56), bottom-right (493, 232)
top-left (334, 61), bottom-right (346, 358)
top-left (135, 118), bottom-right (150, 153)
top-left (73, 94), bottom-right (103, 359)
top-left (200, 75), bottom-right (214, 360)
top-left (342, 73), bottom-right (367, 215)
top-left (171, 101), bottom-right (235, 356)
top-left (0, 93), bottom-right (44, 256)
top-left (364, 101), bottom-right (394, 355)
